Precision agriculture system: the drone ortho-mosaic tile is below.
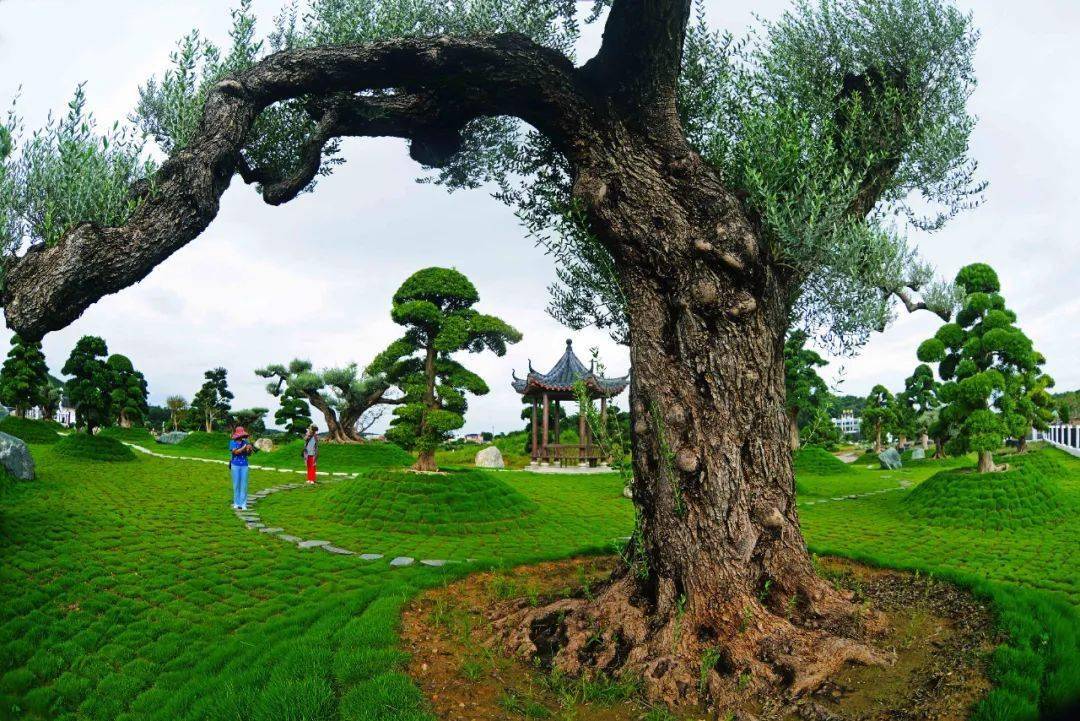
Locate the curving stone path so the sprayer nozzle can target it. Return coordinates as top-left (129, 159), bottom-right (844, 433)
top-left (124, 443), bottom-right (464, 569)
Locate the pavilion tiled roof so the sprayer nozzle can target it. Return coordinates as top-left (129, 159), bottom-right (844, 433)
top-left (511, 339), bottom-right (629, 397)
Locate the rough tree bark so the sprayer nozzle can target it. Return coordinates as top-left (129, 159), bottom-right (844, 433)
top-left (0, 0), bottom-right (916, 708)
top-left (788, 407), bottom-right (801, 451)
top-left (413, 343), bottom-right (439, 472)
top-left (977, 449), bottom-right (995, 473)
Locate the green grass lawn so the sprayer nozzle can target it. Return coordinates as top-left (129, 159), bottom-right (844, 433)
top-left (1, 442), bottom-right (1077, 720)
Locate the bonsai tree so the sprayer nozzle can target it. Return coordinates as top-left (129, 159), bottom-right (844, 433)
top-left (257, 359), bottom-right (396, 442)
top-left (42, 381), bottom-right (63, 420)
top-left (0, 0), bottom-right (988, 705)
top-left (917, 263), bottom-right (1050, 472)
top-left (61, 336), bottom-right (112, 432)
top-left (369, 268), bottom-right (521, 471)
top-left (274, 387), bottom-right (312, 438)
top-left (107, 354), bottom-right (148, 427)
top-left (189, 367), bottom-right (233, 432)
top-left (232, 407), bottom-right (269, 435)
top-left (1005, 360), bottom-right (1055, 453)
top-left (0, 334), bottom-right (50, 417)
top-left (165, 394), bottom-right (188, 432)
top-left (902, 364), bottom-right (939, 449)
top-left (783, 330), bottom-right (830, 451)
top-left (860, 385), bottom-right (897, 453)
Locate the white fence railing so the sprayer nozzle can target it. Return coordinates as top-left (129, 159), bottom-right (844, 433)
top-left (1030, 423), bottom-right (1080, 458)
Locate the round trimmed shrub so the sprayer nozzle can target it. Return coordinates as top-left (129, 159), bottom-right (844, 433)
top-left (903, 450), bottom-right (1070, 529)
top-left (794, 446), bottom-right (853, 476)
top-left (0, 416), bottom-right (61, 444)
top-left (318, 468), bottom-right (537, 534)
top-left (53, 433), bottom-right (137, 462)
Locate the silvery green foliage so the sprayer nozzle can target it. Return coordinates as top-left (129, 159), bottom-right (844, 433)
top-left (0, 87), bottom-right (155, 269)
top-left (515, 0), bottom-right (980, 350)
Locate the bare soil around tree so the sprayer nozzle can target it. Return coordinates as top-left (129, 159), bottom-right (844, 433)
top-left (402, 556), bottom-right (996, 721)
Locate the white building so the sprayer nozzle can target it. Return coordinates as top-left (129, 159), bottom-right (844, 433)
top-left (24, 405), bottom-right (76, 426)
top-left (833, 410), bottom-right (860, 437)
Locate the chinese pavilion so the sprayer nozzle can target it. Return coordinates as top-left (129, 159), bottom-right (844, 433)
top-left (511, 339), bottom-right (630, 467)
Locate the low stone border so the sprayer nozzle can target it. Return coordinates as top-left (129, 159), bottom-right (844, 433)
top-left (124, 443), bottom-right (464, 569)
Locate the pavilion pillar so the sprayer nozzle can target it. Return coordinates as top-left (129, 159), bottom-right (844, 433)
top-left (554, 401), bottom-right (561, 443)
top-left (530, 398), bottom-right (539, 464)
top-left (578, 404), bottom-right (587, 467)
top-left (600, 396), bottom-right (608, 463)
top-left (541, 393), bottom-right (550, 465)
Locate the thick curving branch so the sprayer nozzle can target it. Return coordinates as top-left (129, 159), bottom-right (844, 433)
top-left (1, 33), bottom-right (597, 340)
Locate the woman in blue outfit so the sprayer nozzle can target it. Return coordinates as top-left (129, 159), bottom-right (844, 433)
top-left (229, 426), bottom-right (254, 510)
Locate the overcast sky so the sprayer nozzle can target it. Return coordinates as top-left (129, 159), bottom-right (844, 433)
top-left (0, 1), bottom-right (1076, 434)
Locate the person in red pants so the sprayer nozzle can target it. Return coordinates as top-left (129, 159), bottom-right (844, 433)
top-left (303, 425), bottom-right (319, 483)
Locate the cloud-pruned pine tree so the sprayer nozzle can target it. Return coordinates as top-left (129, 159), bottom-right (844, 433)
top-left (0, 334), bottom-right (50, 417)
top-left (917, 263), bottom-right (1052, 472)
top-left (370, 268), bottom-right (521, 471)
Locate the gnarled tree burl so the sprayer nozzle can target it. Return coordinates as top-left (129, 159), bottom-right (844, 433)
top-left (2, 0), bottom-right (981, 709)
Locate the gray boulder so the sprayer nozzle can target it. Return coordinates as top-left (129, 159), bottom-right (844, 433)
top-left (878, 447), bottom-right (903, 470)
top-left (254, 438), bottom-right (274, 452)
top-left (910, 447), bottom-right (926, 460)
top-left (0, 431), bottom-right (34, 480)
top-left (475, 446), bottom-right (505, 469)
top-left (157, 431), bottom-right (189, 445)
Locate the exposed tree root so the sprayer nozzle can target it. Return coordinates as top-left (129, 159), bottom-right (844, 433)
top-left (492, 570), bottom-right (894, 711)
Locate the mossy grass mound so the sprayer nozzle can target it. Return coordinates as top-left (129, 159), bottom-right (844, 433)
top-left (54, 433), bottom-right (137, 462)
top-left (99, 426), bottom-right (156, 444)
top-left (175, 431), bottom-right (232, 451)
top-left (794, 446), bottom-right (853, 476)
top-left (259, 440), bottom-right (414, 470)
top-left (902, 450), bottom-right (1070, 529)
top-left (320, 468), bottom-right (538, 534)
top-left (0, 416), bottom-right (61, 444)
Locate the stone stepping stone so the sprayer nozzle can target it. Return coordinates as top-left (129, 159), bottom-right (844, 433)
top-left (259, 527), bottom-right (285, 534)
top-left (389, 556), bottom-right (414, 567)
top-left (333, 472), bottom-right (350, 477)
top-left (420, 559), bottom-right (446, 567)
top-left (359, 553), bottom-right (383, 561)
top-left (245, 523), bottom-right (265, 530)
top-left (322, 545), bottom-right (354, 555)
top-left (297, 540), bottom-right (330, 549)
top-left (277, 534), bottom-right (302, 543)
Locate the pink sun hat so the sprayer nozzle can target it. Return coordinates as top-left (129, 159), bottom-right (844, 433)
top-left (232, 426), bottom-right (249, 439)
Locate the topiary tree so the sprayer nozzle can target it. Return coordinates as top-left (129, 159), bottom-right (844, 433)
top-left (783, 330), bottom-right (831, 451)
top-left (0, 334), bottom-right (50, 417)
top-left (256, 359), bottom-right (395, 442)
top-left (902, 364), bottom-right (940, 449)
top-left (274, 387), bottom-right (312, 438)
top-left (61, 336), bottom-right (112, 432)
top-left (0, 0), bottom-right (989, 704)
top-left (165, 394), bottom-right (188, 432)
top-left (860, 385), bottom-right (897, 453)
top-left (917, 263), bottom-right (1050, 472)
top-left (369, 268), bottom-right (521, 471)
top-left (189, 367), bottom-right (233, 432)
top-left (106, 354), bottom-right (149, 428)
top-left (232, 407), bottom-right (269, 434)
top-left (1005, 359), bottom-right (1055, 453)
